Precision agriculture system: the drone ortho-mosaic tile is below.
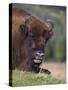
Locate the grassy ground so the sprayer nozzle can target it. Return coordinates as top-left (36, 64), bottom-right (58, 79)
top-left (11, 70), bottom-right (65, 87)
top-left (10, 62), bottom-right (66, 87)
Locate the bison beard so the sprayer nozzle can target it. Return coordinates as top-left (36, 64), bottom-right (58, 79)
top-left (10, 8), bottom-right (53, 74)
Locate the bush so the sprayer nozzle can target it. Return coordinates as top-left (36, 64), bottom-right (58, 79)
top-left (45, 43), bottom-right (53, 59)
top-left (53, 37), bottom-right (66, 61)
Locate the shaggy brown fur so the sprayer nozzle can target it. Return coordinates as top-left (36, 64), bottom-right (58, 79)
top-left (9, 7), bottom-right (53, 73)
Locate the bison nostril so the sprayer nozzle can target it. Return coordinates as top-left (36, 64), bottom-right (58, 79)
top-left (36, 51), bottom-right (44, 57)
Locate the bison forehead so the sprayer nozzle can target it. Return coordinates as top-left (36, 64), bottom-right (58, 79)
top-left (30, 17), bottom-right (50, 32)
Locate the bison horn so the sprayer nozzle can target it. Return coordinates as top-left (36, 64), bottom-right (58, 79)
top-left (25, 16), bottom-right (33, 25)
top-left (46, 19), bottom-right (54, 31)
top-left (20, 16), bottom-right (33, 34)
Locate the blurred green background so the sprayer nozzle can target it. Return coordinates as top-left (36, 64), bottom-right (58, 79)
top-left (13, 4), bottom-right (66, 62)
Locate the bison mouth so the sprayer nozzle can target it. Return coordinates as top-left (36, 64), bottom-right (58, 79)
top-left (34, 51), bottom-right (44, 63)
top-left (32, 49), bottom-right (45, 67)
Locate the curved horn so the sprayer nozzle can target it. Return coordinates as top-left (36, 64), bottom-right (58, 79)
top-left (46, 19), bottom-right (54, 31)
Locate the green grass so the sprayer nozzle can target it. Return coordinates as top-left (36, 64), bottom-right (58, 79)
top-left (9, 69), bottom-right (66, 87)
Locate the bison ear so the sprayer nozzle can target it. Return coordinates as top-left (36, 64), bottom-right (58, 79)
top-left (20, 24), bottom-right (28, 35)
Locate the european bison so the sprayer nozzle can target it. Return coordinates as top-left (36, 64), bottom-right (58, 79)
top-left (9, 7), bottom-right (53, 74)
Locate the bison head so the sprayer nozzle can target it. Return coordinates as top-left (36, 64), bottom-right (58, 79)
top-left (19, 16), bottom-right (53, 72)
